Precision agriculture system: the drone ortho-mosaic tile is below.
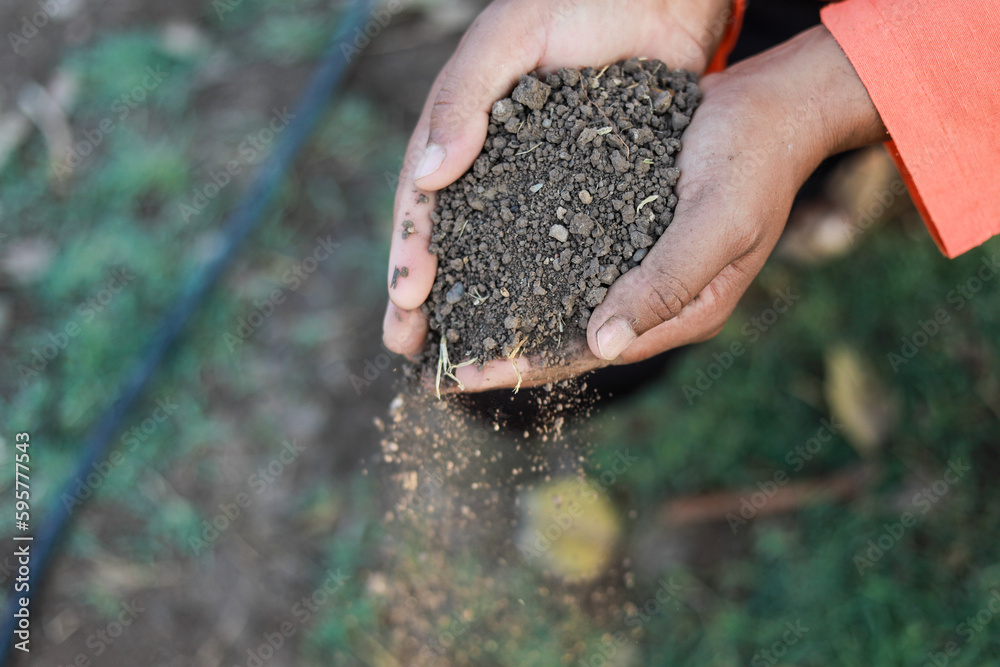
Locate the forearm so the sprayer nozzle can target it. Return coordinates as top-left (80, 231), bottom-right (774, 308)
top-left (711, 25), bottom-right (888, 186)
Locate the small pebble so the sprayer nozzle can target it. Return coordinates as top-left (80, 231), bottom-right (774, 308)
top-left (578, 190), bottom-right (593, 204)
top-left (548, 224), bottom-right (569, 242)
top-left (585, 287), bottom-right (608, 308)
top-left (598, 265), bottom-right (620, 285)
top-left (491, 98), bottom-right (514, 123)
top-left (445, 282), bottom-right (464, 304)
top-left (630, 230), bottom-right (654, 248)
top-left (401, 220), bottom-right (415, 240)
top-left (577, 127), bottom-right (598, 146)
top-left (511, 74), bottom-right (551, 111)
top-left (558, 67), bottom-right (580, 87)
top-left (568, 213), bottom-right (595, 236)
top-left (652, 90), bottom-right (674, 114)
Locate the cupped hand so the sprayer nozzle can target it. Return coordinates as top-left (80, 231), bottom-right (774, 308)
top-left (383, 0), bottom-right (735, 356)
top-left (388, 19), bottom-right (887, 393)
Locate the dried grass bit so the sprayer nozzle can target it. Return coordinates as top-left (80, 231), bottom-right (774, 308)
top-left (436, 337), bottom-right (477, 399)
top-left (636, 194), bottom-right (659, 214)
top-left (507, 336), bottom-right (528, 394)
top-left (515, 142), bottom-right (543, 156)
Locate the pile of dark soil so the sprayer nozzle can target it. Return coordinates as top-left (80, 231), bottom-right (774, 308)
top-left (421, 58), bottom-right (700, 372)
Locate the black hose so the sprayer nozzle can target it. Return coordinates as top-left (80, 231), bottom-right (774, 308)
top-left (1, 1), bottom-right (371, 661)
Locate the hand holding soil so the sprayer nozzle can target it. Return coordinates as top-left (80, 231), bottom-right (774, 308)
top-left (382, 0), bottom-right (733, 359)
top-left (385, 0), bottom-right (887, 393)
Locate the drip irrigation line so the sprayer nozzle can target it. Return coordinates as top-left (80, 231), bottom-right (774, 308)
top-left (2, 1), bottom-right (371, 660)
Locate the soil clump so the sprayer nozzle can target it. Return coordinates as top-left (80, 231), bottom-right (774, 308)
top-left (421, 59), bottom-right (701, 373)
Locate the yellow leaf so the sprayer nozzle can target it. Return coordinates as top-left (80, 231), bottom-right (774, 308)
top-left (824, 344), bottom-right (895, 456)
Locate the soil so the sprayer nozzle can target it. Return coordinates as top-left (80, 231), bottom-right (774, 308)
top-left (422, 59), bottom-right (700, 369)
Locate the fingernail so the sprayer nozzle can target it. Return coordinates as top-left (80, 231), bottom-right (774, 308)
top-left (596, 316), bottom-right (636, 360)
top-left (413, 143), bottom-right (445, 181)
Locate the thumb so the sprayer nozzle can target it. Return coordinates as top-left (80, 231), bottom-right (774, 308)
top-left (586, 207), bottom-right (754, 360)
top-left (411, 4), bottom-right (546, 191)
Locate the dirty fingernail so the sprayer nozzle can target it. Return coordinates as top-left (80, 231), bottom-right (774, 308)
top-left (596, 316), bottom-right (636, 360)
top-left (413, 143), bottom-right (445, 181)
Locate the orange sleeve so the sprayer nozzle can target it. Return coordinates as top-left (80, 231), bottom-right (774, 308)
top-left (706, 0), bottom-right (746, 74)
top-left (821, 0), bottom-right (1000, 258)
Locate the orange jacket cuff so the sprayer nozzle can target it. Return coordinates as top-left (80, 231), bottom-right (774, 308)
top-left (822, 0), bottom-right (1000, 257)
top-left (706, 0), bottom-right (746, 74)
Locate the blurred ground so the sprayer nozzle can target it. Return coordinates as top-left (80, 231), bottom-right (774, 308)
top-left (1, 0), bottom-right (1000, 666)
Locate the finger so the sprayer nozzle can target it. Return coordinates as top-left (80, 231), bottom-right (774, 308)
top-left (386, 82), bottom-right (442, 309)
top-left (617, 260), bottom-right (757, 363)
top-left (587, 189), bottom-right (756, 360)
top-left (450, 339), bottom-right (609, 393)
top-left (382, 301), bottom-right (429, 356)
top-left (386, 3), bottom-right (545, 312)
top-left (410, 2), bottom-right (547, 191)
top-left (388, 3), bottom-right (548, 317)
top-left (452, 357), bottom-right (535, 393)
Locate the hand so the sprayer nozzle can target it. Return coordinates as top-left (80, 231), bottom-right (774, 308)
top-left (442, 25), bottom-right (888, 391)
top-left (387, 13), bottom-right (888, 393)
top-left (383, 0), bottom-right (735, 356)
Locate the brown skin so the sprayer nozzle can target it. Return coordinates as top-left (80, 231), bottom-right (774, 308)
top-left (384, 0), bottom-right (887, 392)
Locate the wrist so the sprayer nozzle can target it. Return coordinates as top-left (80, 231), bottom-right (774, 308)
top-left (725, 25), bottom-right (888, 184)
top-left (806, 25), bottom-right (888, 156)
top-left (772, 26), bottom-right (888, 169)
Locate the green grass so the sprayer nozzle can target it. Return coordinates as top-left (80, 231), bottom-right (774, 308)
top-left (3, 7), bottom-right (999, 665)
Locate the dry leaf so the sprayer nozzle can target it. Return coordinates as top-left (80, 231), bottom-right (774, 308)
top-left (824, 344), bottom-right (895, 457)
top-left (516, 476), bottom-right (621, 581)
